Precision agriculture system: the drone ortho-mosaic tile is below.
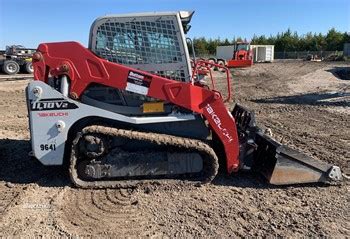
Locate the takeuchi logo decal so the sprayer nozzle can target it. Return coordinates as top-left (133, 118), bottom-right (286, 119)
top-left (205, 104), bottom-right (233, 142)
top-left (30, 98), bottom-right (78, 111)
top-left (38, 112), bottom-right (69, 117)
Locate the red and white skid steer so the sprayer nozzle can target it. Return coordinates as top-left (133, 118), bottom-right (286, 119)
top-left (26, 11), bottom-right (342, 188)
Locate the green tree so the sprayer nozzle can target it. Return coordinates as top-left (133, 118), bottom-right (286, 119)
top-left (343, 32), bottom-right (350, 44)
top-left (187, 28), bottom-right (347, 56)
top-left (325, 28), bottom-right (344, 50)
top-left (193, 37), bottom-right (209, 55)
top-left (314, 33), bottom-right (327, 51)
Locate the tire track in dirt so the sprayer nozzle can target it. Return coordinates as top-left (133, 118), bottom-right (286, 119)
top-left (0, 185), bottom-right (68, 237)
top-left (0, 185), bottom-right (20, 220)
top-left (54, 188), bottom-right (157, 237)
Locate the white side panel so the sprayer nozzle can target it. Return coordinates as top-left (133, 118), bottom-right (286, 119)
top-left (265, 45), bottom-right (274, 62)
top-left (265, 46), bottom-right (272, 61)
top-left (27, 81), bottom-right (195, 166)
top-left (216, 45), bottom-right (235, 60)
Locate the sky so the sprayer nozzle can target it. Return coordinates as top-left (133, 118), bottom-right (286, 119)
top-left (0, 0), bottom-right (349, 49)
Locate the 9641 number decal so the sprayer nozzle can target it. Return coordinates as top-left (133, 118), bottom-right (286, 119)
top-left (40, 144), bottom-right (56, 151)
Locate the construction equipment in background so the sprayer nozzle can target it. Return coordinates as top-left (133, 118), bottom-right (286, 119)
top-left (0, 45), bottom-right (35, 75)
top-left (26, 11), bottom-right (343, 188)
top-left (205, 42), bottom-right (254, 70)
top-left (306, 54), bottom-right (323, 62)
top-left (226, 41), bottom-right (253, 68)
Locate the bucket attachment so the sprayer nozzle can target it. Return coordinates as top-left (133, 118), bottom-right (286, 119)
top-left (226, 59), bottom-right (253, 68)
top-left (232, 104), bottom-right (343, 185)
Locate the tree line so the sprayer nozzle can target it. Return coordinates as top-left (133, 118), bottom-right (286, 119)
top-left (190, 28), bottom-right (350, 55)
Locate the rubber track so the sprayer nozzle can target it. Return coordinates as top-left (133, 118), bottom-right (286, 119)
top-left (69, 125), bottom-right (219, 189)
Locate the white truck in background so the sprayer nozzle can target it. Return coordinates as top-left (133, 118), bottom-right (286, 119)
top-left (0, 45), bottom-right (35, 75)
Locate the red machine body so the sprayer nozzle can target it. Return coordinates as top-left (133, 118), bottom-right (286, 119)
top-left (227, 42), bottom-right (253, 68)
top-left (32, 41), bottom-right (241, 173)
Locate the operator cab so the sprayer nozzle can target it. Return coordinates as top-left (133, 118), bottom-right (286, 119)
top-left (233, 42), bottom-right (251, 60)
top-left (83, 11), bottom-right (196, 116)
top-left (89, 11), bottom-right (194, 82)
top-left (235, 42), bottom-right (250, 51)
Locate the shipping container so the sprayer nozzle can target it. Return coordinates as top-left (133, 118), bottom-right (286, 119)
top-left (251, 45), bottom-right (274, 62)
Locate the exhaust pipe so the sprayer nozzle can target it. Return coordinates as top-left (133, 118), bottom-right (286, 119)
top-left (232, 104), bottom-right (343, 185)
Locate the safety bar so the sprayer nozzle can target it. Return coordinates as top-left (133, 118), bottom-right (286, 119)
top-left (191, 59), bottom-right (232, 103)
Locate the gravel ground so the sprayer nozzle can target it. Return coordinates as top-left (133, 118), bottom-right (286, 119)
top-left (0, 60), bottom-right (349, 237)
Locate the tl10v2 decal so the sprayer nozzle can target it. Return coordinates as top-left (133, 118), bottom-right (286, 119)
top-left (30, 98), bottom-right (78, 111)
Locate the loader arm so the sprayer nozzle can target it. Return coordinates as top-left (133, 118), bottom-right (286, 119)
top-left (32, 41), bottom-right (241, 173)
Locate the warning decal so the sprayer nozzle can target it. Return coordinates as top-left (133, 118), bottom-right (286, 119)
top-left (126, 71), bottom-right (152, 95)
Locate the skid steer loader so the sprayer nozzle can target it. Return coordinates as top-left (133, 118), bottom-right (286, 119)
top-left (26, 11), bottom-right (342, 188)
